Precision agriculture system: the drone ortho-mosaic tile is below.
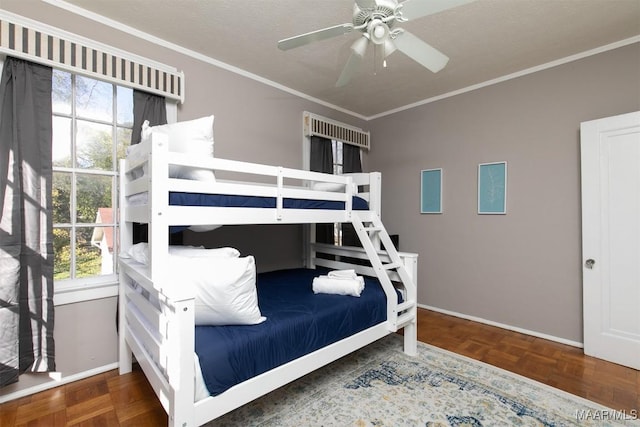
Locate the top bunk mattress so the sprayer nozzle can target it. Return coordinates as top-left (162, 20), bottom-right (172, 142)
top-left (169, 192), bottom-right (369, 210)
top-left (195, 267), bottom-right (394, 396)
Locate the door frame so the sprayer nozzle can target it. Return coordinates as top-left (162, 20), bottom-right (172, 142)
top-left (580, 110), bottom-right (640, 370)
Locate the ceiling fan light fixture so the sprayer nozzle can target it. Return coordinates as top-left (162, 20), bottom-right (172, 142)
top-left (351, 36), bottom-right (369, 57)
top-left (383, 38), bottom-right (397, 57)
top-left (368, 19), bottom-right (389, 45)
top-left (375, 24), bottom-right (386, 39)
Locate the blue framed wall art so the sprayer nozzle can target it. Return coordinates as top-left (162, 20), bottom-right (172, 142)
top-left (478, 161), bottom-right (507, 214)
top-left (421, 168), bottom-right (442, 214)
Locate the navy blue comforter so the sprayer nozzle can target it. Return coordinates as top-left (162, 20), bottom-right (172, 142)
top-left (194, 268), bottom-right (391, 396)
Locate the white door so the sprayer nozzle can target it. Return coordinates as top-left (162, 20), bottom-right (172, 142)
top-left (581, 111), bottom-right (640, 370)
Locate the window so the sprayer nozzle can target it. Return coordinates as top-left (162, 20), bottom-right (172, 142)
top-left (51, 70), bottom-right (133, 287)
top-left (331, 140), bottom-right (344, 175)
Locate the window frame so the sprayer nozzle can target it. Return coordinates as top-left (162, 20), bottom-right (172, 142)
top-left (52, 70), bottom-right (131, 304)
top-left (49, 70), bottom-right (177, 306)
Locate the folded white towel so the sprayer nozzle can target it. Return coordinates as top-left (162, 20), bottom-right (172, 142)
top-left (328, 269), bottom-right (358, 280)
top-left (312, 275), bottom-right (365, 297)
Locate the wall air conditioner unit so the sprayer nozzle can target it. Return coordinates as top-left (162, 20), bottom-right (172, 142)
top-left (303, 111), bottom-right (370, 150)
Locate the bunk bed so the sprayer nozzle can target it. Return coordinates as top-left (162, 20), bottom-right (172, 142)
top-left (118, 118), bottom-right (418, 427)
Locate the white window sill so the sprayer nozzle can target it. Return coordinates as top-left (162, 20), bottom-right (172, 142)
top-left (54, 279), bottom-right (118, 306)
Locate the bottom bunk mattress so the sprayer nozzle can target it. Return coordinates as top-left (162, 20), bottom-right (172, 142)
top-left (195, 268), bottom-right (393, 396)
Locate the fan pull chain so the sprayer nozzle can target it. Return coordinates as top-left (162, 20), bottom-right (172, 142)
top-left (383, 42), bottom-right (388, 68)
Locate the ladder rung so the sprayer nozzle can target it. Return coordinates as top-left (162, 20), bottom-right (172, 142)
top-left (382, 262), bottom-right (401, 270)
top-left (396, 312), bottom-right (415, 328)
top-left (397, 301), bottom-right (414, 312)
top-left (363, 226), bottom-right (382, 233)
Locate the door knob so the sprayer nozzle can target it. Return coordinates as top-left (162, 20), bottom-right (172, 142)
top-left (585, 259), bottom-right (595, 269)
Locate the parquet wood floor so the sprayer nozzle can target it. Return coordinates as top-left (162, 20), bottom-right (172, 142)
top-left (416, 309), bottom-right (639, 413)
top-left (1, 308), bottom-right (637, 426)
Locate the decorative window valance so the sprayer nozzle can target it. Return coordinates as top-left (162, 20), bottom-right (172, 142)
top-left (0, 10), bottom-right (184, 103)
top-left (303, 111), bottom-right (370, 150)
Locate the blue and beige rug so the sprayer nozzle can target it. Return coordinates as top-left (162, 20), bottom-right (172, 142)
top-left (207, 334), bottom-right (639, 426)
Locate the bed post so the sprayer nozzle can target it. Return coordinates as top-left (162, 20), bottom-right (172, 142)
top-left (147, 132), bottom-right (196, 426)
top-left (368, 172), bottom-right (382, 250)
top-left (307, 224), bottom-right (317, 269)
top-left (118, 159), bottom-right (133, 374)
top-left (167, 298), bottom-right (195, 427)
top-left (149, 133), bottom-right (170, 284)
top-left (401, 253), bottom-right (418, 357)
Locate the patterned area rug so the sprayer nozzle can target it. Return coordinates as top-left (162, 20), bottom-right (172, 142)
top-left (206, 334), bottom-right (639, 427)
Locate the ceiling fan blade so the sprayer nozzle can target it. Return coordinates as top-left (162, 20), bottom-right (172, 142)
top-left (355, 0), bottom-right (377, 10)
top-left (399, 0), bottom-right (475, 21)
top-left (392, 30), bottom-right (449, 73)
top-left (278, 23), bottom-right (354, 51)
top-left (335, 52), bottom-right (363, 87)
top-left (335, 37), bottom-right (369, 87)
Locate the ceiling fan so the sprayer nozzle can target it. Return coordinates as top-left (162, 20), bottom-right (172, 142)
top-left (277, 0), bottom-right (474, 86)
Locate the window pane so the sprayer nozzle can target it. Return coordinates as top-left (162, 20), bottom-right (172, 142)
top-left (53, 228), bottom-right (71, 280)
top-left (52, 70), bottom-right (71, 114)
top-left (334, 141), bottom-right (343, 165)
top-left (117, 126), bottom-right (132, 160)
top-left (52, 116), bottom-right (72, 167)
top-left (76, 120), bottom-right (114, 170)
top-left (76, 227), bottom-right (105, 277)
top-left (117, 86), bottom-right (133, 126)
top-left (76, 174), bottom-right (113, 224)
top-left (76, 75), bottom-right (113, 122)
top-left (85, 224), bottom-right (116, 275)
top-left (332, 140), bottom-right (343, 174)
top-left (53, 172), bottom-right (72, 224)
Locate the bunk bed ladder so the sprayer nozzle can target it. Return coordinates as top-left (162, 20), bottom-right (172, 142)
top-left (351, 212), bottom-right (417, 331)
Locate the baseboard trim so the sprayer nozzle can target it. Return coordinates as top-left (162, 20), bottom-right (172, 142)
top-left (0, 362), bottom-right (119, 404)
top-left (419, 304), bottom-right (584, 349)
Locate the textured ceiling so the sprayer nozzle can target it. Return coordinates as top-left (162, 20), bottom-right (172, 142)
top-left (55, 0), bottom-right (640, 118)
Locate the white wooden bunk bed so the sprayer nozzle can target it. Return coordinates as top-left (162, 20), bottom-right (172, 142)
top-left (118, 119), bottom-right (418, 427)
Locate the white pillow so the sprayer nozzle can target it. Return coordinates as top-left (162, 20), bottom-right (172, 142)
top-left (125, 143), bottom-right (148, 179)
top-left (143, 115), bottom-right (216, 182)
top-left (122, 243), bottom-right (239, 265)
top-left (169, 255), bottom-right (266, 326)
top-left (123, 242), bottom-right (150, 264)
top-left (168, 245), bottom-right (239, 258)
top-left (311, 181), bottom-right (358, 194)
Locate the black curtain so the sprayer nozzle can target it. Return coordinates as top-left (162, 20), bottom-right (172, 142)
top-left (0, 57), bottom-right (55, 388)
top-left (310, 136), bottom-right (334, 244)
top-left (130, 90), bottom-right (169, 244)
top-left (131, 90), bottom-right (167, 145)
top-left (343, 144), bottom-right (362, 174)
top-left (341, 144), bottom-right (362, 247)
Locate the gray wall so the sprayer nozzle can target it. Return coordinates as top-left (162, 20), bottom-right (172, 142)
top-left (368, 43), bottom-right (640, 343)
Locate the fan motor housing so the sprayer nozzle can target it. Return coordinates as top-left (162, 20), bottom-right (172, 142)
top-left (353, 0), bottom-right (398, 28)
